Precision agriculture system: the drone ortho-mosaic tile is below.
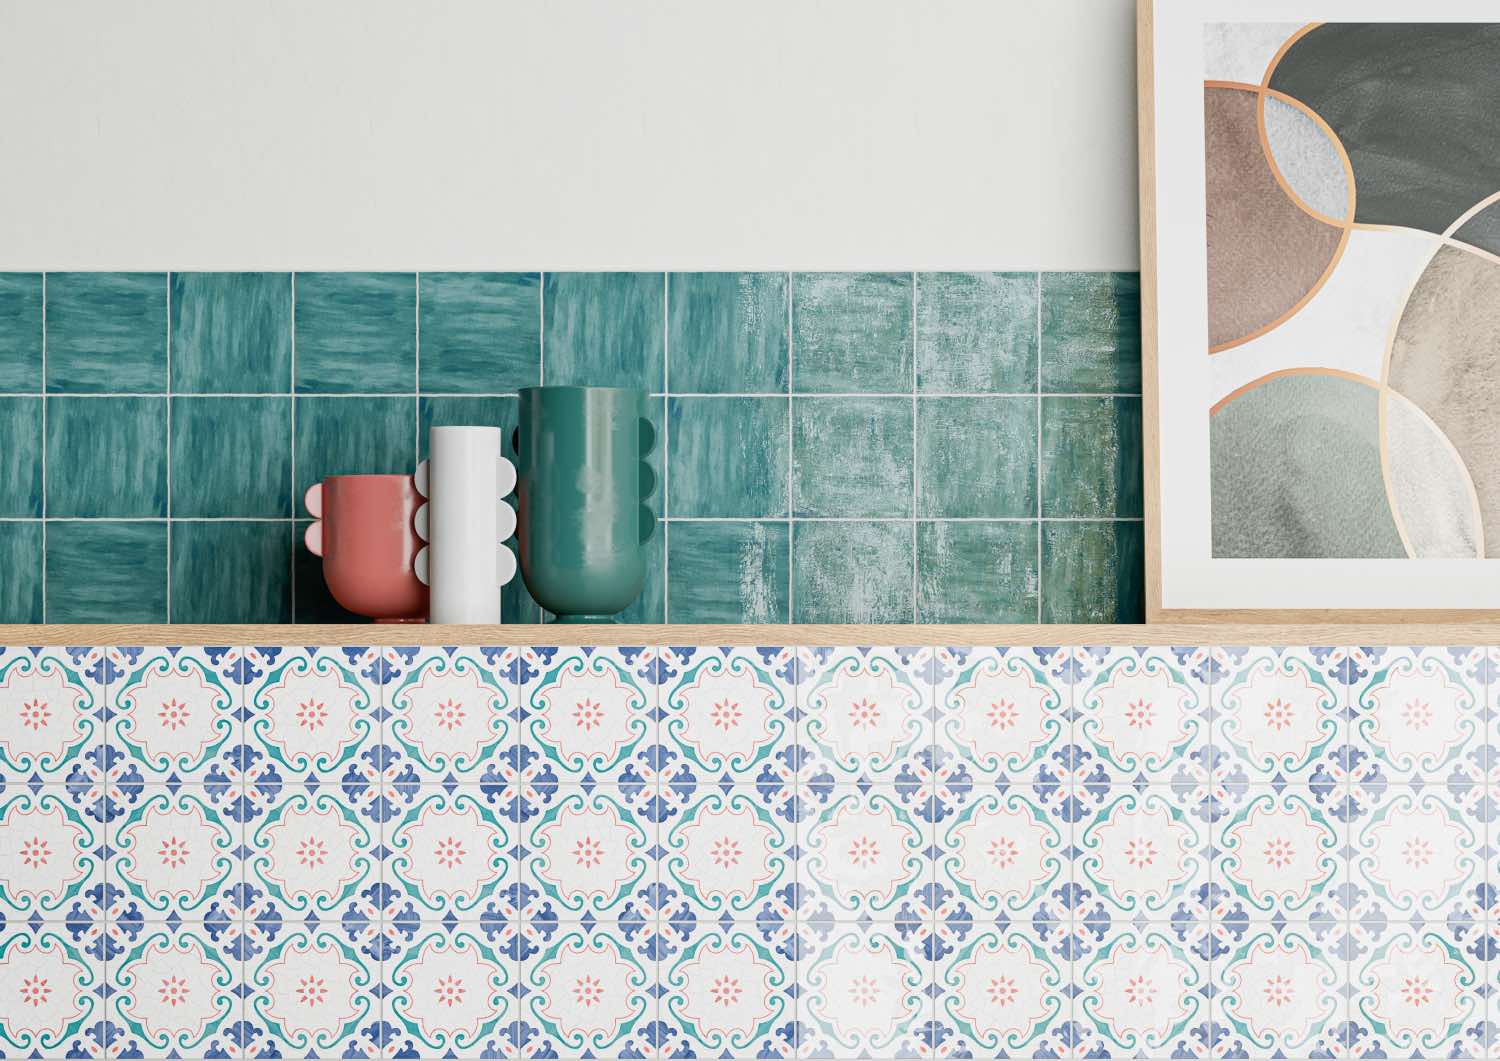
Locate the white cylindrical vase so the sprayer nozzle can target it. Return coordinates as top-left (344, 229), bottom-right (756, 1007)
top-left (428, 426), bottom-right (502, 623)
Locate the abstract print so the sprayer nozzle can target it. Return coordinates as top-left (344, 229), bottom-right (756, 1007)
top-left (1205, 24), bottom-right (1500, 559)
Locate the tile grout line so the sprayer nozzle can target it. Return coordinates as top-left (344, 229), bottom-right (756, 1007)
top-left (1035, 273), bottom-right (1044, 624)
top-left (663, 273), bottom-right (670, 624)
top-left (787, 273), bottom-right (795, 623)
top-left (0, 514), bottom-right (1145, 524)
top-left (289, 274), bottom-right (297, 621)
top-left (538, 272), bottom-right (546, 386)
top-left (414, 273), bottom-right (422, 473)
top-left (40, 274), bottom-right (46, 622)
top-left (0, 389), bottom-right (1142, 400)
top-left (910, 273), bottom-right (918, 624)
top-left (165, 273), bottom-right (172, 622)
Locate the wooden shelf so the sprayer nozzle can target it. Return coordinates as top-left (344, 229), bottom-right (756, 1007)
top-left (4, 623), bottom-right (1500, 646)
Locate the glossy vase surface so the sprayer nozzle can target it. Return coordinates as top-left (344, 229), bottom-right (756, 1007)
top-left (514, 386), bottom-right (657, 622)
top-left (304, 474), bottom-right (428, 622)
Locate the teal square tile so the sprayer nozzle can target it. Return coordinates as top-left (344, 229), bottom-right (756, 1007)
top-left (418, 395), bottom-right (518, 461)
top-left (917, 396), bottom-right (1035, 517)
top-left (916, 272), bottom-right (1037, 392)
top-left (0, 274), bottom-right (42, 393)
top-left (792, 397), bottom-right (912, 518)
top-left (0, 398), bottom-right (42, 517)
top-left (543, 273), bottom-right (664, 389)
top-left (668, 397), bottom-right (788, 517)
top-left (618, 524), bottom-right (666, 623)
top-left (46, 396), bottom-right (167, 517)
top-left (0, 522), bottom-right (42, 622)
top-left (171, 397), bottom-right (291, 517)
top-left (46, 273), bottom-right (167, 393)
top-left (792, 520), bottom-right (912, 623)
top-left (668, 272), bottom-right (788, 393)
top-left (419, 273), bottom-right (540, 393)
top-left (791, 273), bottom-right (912, 393)
top-left (294, 396), bottom-right (414, 500)
top-left (1040, 396), bottom-right (1142, 518)
top-left (917, 521), bottom-right (1038, 622)
top-left (170, 272), bottom-right (293, 393)
top-left (1041, 272), bottom-right (1142, 392)
top-left (171, 520), bottom-right (292, 623)
top-left (294, 518), bottom-right (363, 622)
top-left (1041, 520), bottom-right (1144, 623)
top-left (294, 273), bottom-right (416, 393)
top-left (667, 520), bottom-right (789, 623)
top-left (46, 520), bottom-right (167, 622)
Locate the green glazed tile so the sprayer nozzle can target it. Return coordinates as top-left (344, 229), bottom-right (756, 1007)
top-left (294, 396), bottom-right (415, 500)
top-left (171, 520), bottom-right (292, 623)
top-left (668, 273), bottom-right (788, 393)
top-left (170, 273), bottom-right (293, 393)
top-left (792, 398), bottom-right (912, 518)
top-left (917, 521), bottom-right (1039, 623)
top-left (667, 520), bottom-right (789, 623)
top-left (543, 273), bottom-right (664, 389)
top-left (171, 397), bottom-right (291, 517)
top-left (46, 273), bottom-right (167, 393)
top-left (294, 273), bottom-right (416, 393)
top-left (46, 520), bottom-right (167, 623)
top-left (46, 396), bottom-right (167, 517)
top-left (791, 273), bottom-right (912, 393)
top-left (0, 522), bottom-right (42, 622)
top-left (418, 396), bottom-right (518, 462)
top-left (1040, 396), bottom-right (1142, 518)
top-left (917, 396), bottom-right (1035, 517)
top-left (1041, 272), bottom-right (1142, 393)
top-left (419, 273), bottom-right (540, 393)
top-left (0, 398), bottom-right (42, 517)
top-left (293, 518), bottom-right (364, 623)
top-left (616, 526), bottom-right (666, 623)
top-left (668, 397), bottom-right (788, 518)
top-left (916, 272), bottom-right (1038, 392)
top-left (792, 520), bottom-right (912, 623)
top-left (1041, 520), bottom-right (1144, 623)
top-left (0, 274), bottom-right (42, 393)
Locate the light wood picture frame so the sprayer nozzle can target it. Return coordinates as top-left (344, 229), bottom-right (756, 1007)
top-left (1138, 0), bottom-right (1500, 621)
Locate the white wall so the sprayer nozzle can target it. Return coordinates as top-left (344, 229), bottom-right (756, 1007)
top-left (0, 0), bottom-right (1139, 271)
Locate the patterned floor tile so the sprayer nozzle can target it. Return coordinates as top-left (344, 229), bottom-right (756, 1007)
top-left (384, 786), bottom-right (520, 921)
top-left (1208, 920), bottom-right (1346, 1058)
top-left (797, 920), bottom-right (929, 1058)
top-left (246, 782), bottom-right (378, 919)
top-left (659, 646), bottom-right (795, 783)
top-left (244, 919), bottom-right (383, 1057)
top-left (659, 921), bottom-right (796, 1057)
top-left (1073, 645), bottom-right (1211, 786)
top-left (521, 785), bottom-right (655, 924)
top-left (244, 645), bottom-right (381, 780)
top-left (384, 647), bottom-right (520, 786)
top-left (930, 919), bottom-right (1070, 1060)
top-left (796, 646), bottom-right (933, 787)
top-left (1074, 921), bottom-right (1208, 1056)
top-left (379, 920), bottom-right (517, 1058)
top-left (933, 646), bottom-right (1069, 793)
top-left (106, 646), bottom-right (242, 786)
top-left (0, 786), bottom-right (104, 920)
top-left (107, 784), bottom-right (240, 922)
top-left (800, 786), bottom-right (931, 922)
top-left (0, 647), bottom-right (102, 785)
top-left (1210, 785), bottom-right (1346, 922)
top-left (660, 784), bottom-right (793, 921)
top-left (105, 919), bottom-right (243, 1057)
top-left (520, 920), bottom-right (653, 1059)
top-left (1074, 785), bottom-right (1208, 920)
top-left (0, 919), bottom-right (104, 1057)
top-left (1212, 645), bottom-right (1349, 788)
top-left (520, 647), bottom-right (659, 787)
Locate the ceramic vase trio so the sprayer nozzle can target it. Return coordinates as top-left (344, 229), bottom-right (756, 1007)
top-left (305, 386), bottom-right (657, 624)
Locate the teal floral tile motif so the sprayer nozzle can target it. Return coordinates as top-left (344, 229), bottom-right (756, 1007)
top-left (521, 647), bottom-right (654, 785)
top-left (419, 271), bottom-right (540, 392)
top-left (524, 786), bottom-right (652, 920)
top-left (294, 272), bottom-right (416, 393)
top-left (800, 786), bottom-right (929, 917)
top-left (1075, 924), bottom-right (1206, 1056)
top-left (0, 788), bottom-right (102, 917)
top-left (105, 917), bottom-right (241, 1057)
top-left (1075, 787), bottom-right (1208, 918)
top-left (1212, 646), bottom-right (1345, 785)
top-left (1039, 520), bottom-right (1144, 623)
top-left (45, 272), bottom-right (167, 393)
top-left (1040, 396), bottom-right (1143, 517)
top-left (933, 646), bottom-right (1067, 789)
top-left (917, 272), bottom-right (1038, 392)
top-left (247, 787), bottom-right (377, 918)
top-left (797, 645), bottom-right (931, 786)
top-left (793, 397), bottom-right (913, 518)
top-left (170, 272), bottom-right (293, 393)
top-left (385, 787), bottom-right (519, 918)
top-left (170, 520), bottom-right (292, 624)
top-left (245, 923), bottom-right (380, 1057)
top-left (171, 396), bottom-right (291, 517)
top-left (792, 521), bottom-right (913, 623)
top-left (1349, 928), bottom-right (1483, 1058)
top-left (1041, 271), bottom-right (1141, 393)
top-left (107, 785), bottom-right (237, 918)
top-left (667, 520), bottom-right (789, 624)
top-left (1211, 786), bottom-right (1344, 921)
top-left (797, 922), bottom-right (928, 1058)
top-left (107, 646), bottom-right (238, 785)
top-left (933, 922), bottom-right (1068, 1058)
top-left (1208, 924), bottom-right (1343, 1057)
top-left (0, 396), bottom-right (42, 516)
top-left (0, 922), bottom-right (101, 1055)
top-left (934, 786), bottom-right (1067, 932)
top-left (916, 521), bottom-right (1037, 623)
top-left (244, 646), bottom-right (378, 777)
top-left (659, 924), bottom-right (794, 1056)
top-left (668, 396), bottom-right (788, 517)
top-left (46, 520), bottom-right (167, 623)
top-left (0, 522), bottom-right (43, 622)
top-left (523, 925), bottom-right (652, 1058)
top-left (1348, 645), bottom-right (1482, 782)
top-left (661, 787), bottom-right (793, 918)
top-left (917, 396), bottom-right (1035, 517)
top-left (668, 272), bottom-right (789, 393)
top-left (659, 646), bottom-right (793, 777)
top-left (385, 647), bottom-right (517, 784)
top-left (543, 272), bottom-right (665, 389)
top-left (46, 396), bottom-right (167, 517)
top-left (381, 923), bottom-right (518, 1057)
top-left (0, 272), bottom-right (42, 393)
top-left (792, 272), bottom-right (913, 393)
top-left (1073, 646), bottom-right (1210, 784)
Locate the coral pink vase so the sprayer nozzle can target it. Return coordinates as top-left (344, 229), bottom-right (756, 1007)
top-left (304, 475), bottom-right (428, 623)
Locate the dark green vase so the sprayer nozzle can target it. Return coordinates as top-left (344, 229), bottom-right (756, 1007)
top-left (513, 386), bottom-right (657, 623)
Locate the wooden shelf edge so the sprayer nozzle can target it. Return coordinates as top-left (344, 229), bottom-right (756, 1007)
top-left (6, 623), bottom-right (1500, 646)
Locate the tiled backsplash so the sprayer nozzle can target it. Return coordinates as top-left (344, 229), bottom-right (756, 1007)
top-left (0, 272), bottom-right (1142, 624)
top-left (0, 641), bottom-right (1484, 1056)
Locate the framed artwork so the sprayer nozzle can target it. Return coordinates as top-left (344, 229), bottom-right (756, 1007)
top-left (1139, 0), bottom-right (1500, 620)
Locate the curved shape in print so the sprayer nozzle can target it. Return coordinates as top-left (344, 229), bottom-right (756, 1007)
top-left (1382, 388), bottom-right (1482, 559)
